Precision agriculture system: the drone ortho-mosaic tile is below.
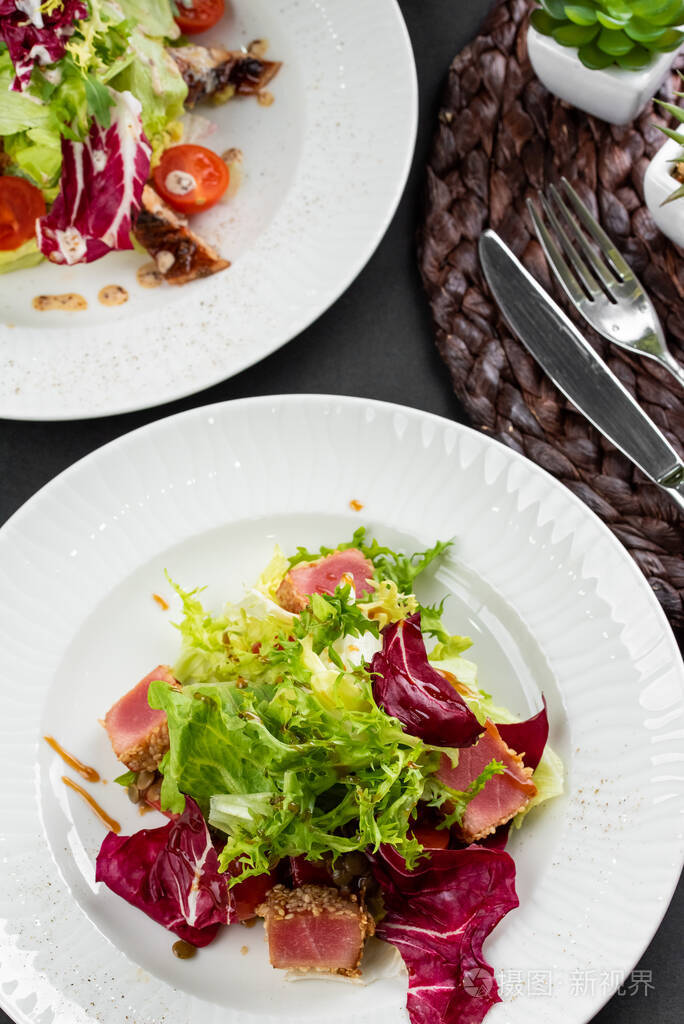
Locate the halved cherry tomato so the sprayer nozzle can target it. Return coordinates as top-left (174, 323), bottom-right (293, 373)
top-left (0, 176), bottom-right (46, 251)
top-left (410, 825), bottom-right (450, 850)
top-left (174, 0), bottom-right (225, 35)
top-left (152, 144), bottom-right (230, 215)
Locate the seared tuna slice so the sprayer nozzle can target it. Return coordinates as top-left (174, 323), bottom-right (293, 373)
top-left (257, 884), bottom-right (374, 976)
top-left (437, 720), bottom-right (536, 842)
top-left (133, 185), bottom-right (230, 285)
top-left (104, 664), bottom-right (180, 773)
top-left (276, 549), bottom-right (374, 613)
top-left (170, 44), bottom-right (281, 108)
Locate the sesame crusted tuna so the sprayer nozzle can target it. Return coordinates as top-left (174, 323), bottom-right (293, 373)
top-left (103, 665), bottom-right (180, 773)
top-left (256, 884), bottom-right (375, 976)
top-left (276, 549), bottom-right (374, 613)
top-left (437, 719), bottom-right (536, 842)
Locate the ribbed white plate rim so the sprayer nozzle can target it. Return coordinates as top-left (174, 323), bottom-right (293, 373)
top-left (0, 394), bottom-right (682, 1024)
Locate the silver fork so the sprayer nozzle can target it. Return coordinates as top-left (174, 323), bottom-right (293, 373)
top-left (527, 178), bottom-right (684, 389)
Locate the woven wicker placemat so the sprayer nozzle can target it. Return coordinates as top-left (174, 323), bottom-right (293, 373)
top-left (419, 0), bottom-right (684, 643)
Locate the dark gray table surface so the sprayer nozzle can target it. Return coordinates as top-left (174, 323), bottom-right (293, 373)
top-left (0, 2), bottom-right (681, 1022)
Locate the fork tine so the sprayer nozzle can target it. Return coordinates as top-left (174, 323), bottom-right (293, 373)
top-left (548, 184), bottom-right (617, 292)
top-left (560, 178), bottom-right (634, 281)
top-left (526, 197), bottom-right (586, 305)
top-left (538, 192), bottom-right (603, 298)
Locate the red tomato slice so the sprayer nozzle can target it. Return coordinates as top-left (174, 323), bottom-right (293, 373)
top-left (174, 0), bottom-right (225, 35)
top-left (152, 144), bottom-right (230, 215)
top-left (410, 825), bottom-right (450, 850)
top-left (0, 176), bottom-right (46, 251)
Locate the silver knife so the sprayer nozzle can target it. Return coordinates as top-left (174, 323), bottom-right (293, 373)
top-left (478, 230), bottom-right (684, 515)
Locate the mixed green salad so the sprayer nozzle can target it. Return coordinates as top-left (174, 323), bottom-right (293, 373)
top-left (152, 536), bottom-right (562, 878)
top-left (96, 530), bottom-right (563, 1024)
top-left (0, 0), bottom-right (277, 279)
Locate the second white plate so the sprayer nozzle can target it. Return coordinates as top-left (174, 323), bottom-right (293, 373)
top-left (0, 0), bottom-right (417, 420)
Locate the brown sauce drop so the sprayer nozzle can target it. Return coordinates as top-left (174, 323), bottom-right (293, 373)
top-left (172, 939), bottom-right (197, 959)
top-left (137, 262), bottom-right (163, 289)
top-left (62, 776), bottom-right (120, 833)
top-left (44, 736), bottom-right (100, 783)
top-left (241, 916), bottom-right (258, 928)
top-left (257, 90), bottom-right (274, 107)
top-left (32, 293), bottom-right (87, 312)
top-left (240, 944), bottom-right (249, 956)
top-left (98, 284), bottom-right (129, 307)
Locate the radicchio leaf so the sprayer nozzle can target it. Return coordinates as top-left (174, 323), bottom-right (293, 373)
top-left (497, 698), bottom-right (549, 771)
top-left (0, 0), bottom-right (87, 91)
top-left (370, 844), bottom-right (518, 1024)
top-left (95, 796), bottom-right (233, 946)
top-left (37, 89), bottom-right (151, 265)
top-left (370, 613), bottom-right (483, 748)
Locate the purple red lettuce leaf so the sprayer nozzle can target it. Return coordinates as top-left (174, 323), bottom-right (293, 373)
top-left (497, 699), bottom-right (549, 772)
top-left (0, 0), bottom-right (87, 91)
top-left (95, 796), bottom-right (233, 946)
top-left (370, 844), bottom-right (518, 1024)
top-left (370, 613), bottom-right (483, 748)
top-left (37, 88), bottom-right (151, 264)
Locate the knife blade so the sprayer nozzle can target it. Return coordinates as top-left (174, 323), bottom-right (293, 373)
top-left (478, 230), bottom-right (684, 514)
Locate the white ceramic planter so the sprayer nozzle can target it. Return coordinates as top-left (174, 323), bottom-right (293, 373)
top-left (644, 135), bottom-right (684, 248)
top-left (527, 26), bottom-right (680, 126)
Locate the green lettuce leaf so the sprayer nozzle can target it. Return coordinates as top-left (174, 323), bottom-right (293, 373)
top-left (117, 0), bottom-right (181, 40)
top-left (0, 52), bottom-right (63, 194)
top-left (357, 578), bottom-right (418, 629)
top-left (0, 56), bottom-right (57, 134)
top-left (109, 30), bottom-right (187, 159)
top-left (2, 130), bottom-right (62, 199)
top-left (253, 546), bottom-right (290, 602)
top-left (294, 585), bottom-right (379, 658)
top-left (0, 239), bottom-right (44, 275)
top-left (149, 674), bottom-right (434, 882)
top-left (428, 647), bottom-right (479, 689)
top-left (512, 744), bottom-right (565, 828)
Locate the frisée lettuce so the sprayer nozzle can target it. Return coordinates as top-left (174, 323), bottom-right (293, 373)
top-left (144, 532), bottom-right (562, 885)
top-left (152, 570), bottom-right (484, 883)
top-left (94, 530), bottom-right (564, 1024)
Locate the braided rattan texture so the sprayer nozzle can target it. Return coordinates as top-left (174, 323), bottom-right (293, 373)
top-left (419, 0), bottom-right (684, 642)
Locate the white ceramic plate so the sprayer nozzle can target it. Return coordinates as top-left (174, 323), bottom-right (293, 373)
top-left (0, 2), bottom-right (416, 421)
top-left (0, 395), bottom-right (682, 1024)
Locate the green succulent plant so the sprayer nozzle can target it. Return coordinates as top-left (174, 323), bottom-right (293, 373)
top-left (655, 80), bottom-right (684, 200)
top-left (531, 1), bottom-right (684, 70)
